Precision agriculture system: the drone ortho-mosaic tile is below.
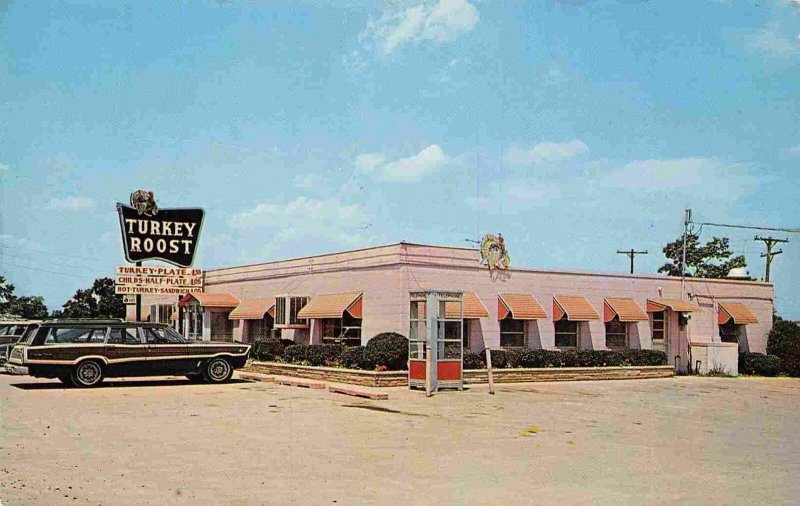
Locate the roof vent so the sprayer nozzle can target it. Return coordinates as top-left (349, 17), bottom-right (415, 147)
top-left (726, 267), bottom-right (750, 280)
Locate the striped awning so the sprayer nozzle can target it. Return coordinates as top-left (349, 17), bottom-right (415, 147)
top-left (553, 296), bottom-right (599, 321)
top-left (444, 293), bottom-right (489, 319)
top-left (498, 294), bottom-right (547, 320)
top-left (718, 302), bottom-right (759, 325)
top-left (604, 298), bottom-right (648, 322)
top-left (646, 299), bottom-right (701, 313)
top-left (229, 299), bottom-right (276, 320)
top-left (296, 292), bottom-right (362, 319)
top-left (178, 292), bottom-right (239, 308)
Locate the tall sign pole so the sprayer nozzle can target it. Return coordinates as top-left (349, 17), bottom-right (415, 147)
top-left (116, 191), bottom-right (205, 323)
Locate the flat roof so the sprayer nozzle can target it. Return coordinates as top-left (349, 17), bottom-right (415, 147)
top-left (203, 241), bottom-right (772, 287)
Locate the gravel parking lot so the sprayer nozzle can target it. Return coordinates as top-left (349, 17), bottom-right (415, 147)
top-left (1, 373), bottom-right (799, 505)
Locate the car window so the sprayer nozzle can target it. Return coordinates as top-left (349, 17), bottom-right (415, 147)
top-left (0, 325), bottom-right (9, 336)
top-left (144, 327), bottom-right (185, 344)
top-left (108, 328), bottom-right (141, 345)
top-left (44, 327), bottom-right (107, 344)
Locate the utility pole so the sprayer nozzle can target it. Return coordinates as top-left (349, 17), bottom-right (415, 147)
top-left (754, 236), bottom-right (788, 282)
top-left (681, 209), bottom-right (691, 299)
top-left (617, 249), bottom-right (648, 274)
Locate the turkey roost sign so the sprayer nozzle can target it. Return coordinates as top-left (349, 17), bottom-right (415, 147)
top-left (116, 191), bottom-right (205, 268)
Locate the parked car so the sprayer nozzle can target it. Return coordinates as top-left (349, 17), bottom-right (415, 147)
top-left (0, 320), bottom-right (40, 366)
top-left (6, 319), bottom-right (250, 387)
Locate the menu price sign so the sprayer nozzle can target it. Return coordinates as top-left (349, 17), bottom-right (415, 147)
top-left (115, 265), bottom-right (204, 295)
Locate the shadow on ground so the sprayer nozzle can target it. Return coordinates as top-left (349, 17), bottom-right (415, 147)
top-left (10, 378), bottom-right (250, 390)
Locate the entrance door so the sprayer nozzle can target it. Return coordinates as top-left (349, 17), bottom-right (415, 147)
top-left (211, 312), bottom-right (233, 341)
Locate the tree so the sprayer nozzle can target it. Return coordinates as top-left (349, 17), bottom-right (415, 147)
top-left (0, 275), bottom-right (50, 319)
top-left (59, 277), bottom-right (125, 319)
top-left (658, 231), bottom-right (746, 279)
top-left (766, 319), bottom-right (800, 377)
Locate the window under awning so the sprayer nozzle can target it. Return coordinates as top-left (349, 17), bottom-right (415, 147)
top-left (229, 299), bottom-right (276, 320)
top-left (498, 294), bottom-right (547, 320)
top-left (178, 292), bottom-right (239, 309)
top-left (296, 292), bottom-right (362, 319)
top-left (604, 298), bottom-right (648, 322)
top-left (718, 302), bottom-right (759, 325)
top-left (553, 296), bottom-right (599, 321)
top-left (444, 293), bottom-right (489, 319)
top-left (646, 299), bottom-right (702, 313)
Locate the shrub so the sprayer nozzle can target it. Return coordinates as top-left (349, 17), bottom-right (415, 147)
top-left (518, 350), bottom-right (563, 368)
top-left (307, 344), bottom-right (344, 366)
top-left (250, 338), bottom-right (284, 361)
top-left (282, 345), bottom-right (308, 364)
top-left (623, 349), bottom-right (668, 366)
top-left (739, 353), bottom-right (781, 377)
top-left (462, 351), bottom-right (485, 369)
top-left (504, 347), bottom-right (528, 368)
top-left (364, 332), bottom-right (409, 371)
top-left (767, 320), bottom-right (800, 377)
top-left (479, 349), bottom-right (508, 368)
top-left (280, 339), bottom-right (296, 348)
top-left (340, 346), bottom-right (372, 370)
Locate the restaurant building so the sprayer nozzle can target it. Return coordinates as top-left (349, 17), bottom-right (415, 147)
top-left (131, 242), bottom-right (774, 374)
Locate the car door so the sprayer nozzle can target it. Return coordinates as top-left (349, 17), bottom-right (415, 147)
top-left (143, 327), bottom-right (191, 375)
top-left (105, 327), bottom-right (148, 376)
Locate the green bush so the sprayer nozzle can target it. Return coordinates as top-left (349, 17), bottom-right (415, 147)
top-left (479, 349), bottom-right (508, 368)
top-left (504, 347), bottom-right (528, 368)
top-left (282, 344), bottom-right (308, 364)
top-left (250, 338), bottom-right (284, 361)
top-left (518, 350), bottom-right (563, 368)
top-left (462, 351), bottom-right (485, 369)
top-left (767, 320), bottom-right (800, 377)
top-left (364, 332), bottom-right (408, 371)
top-left (739, 353), bottom-right (781, 377)
top-left (339, 346), bottom-right (373, 370)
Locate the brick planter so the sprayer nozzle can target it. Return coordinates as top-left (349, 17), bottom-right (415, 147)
top-left (245, 361), bottom-right (674, 387)
top-left (246, 362), bottom-right (408, 387)
top-left (463, 365), bottom-right (675, 384)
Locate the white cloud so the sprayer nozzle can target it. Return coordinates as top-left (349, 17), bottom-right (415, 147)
top-left (788, 145), bottom-right (800, 156)
top-left (365, 144), bottom-right (450, 182)
top-left (0, 163), bottom-right (8, 172)
top-left (227, 197), bottom-right (376, 260)
top-left (748, 21), bottom-right (798, 57)
top-left (229, 197), bottom-right (366, 230)
top-left (505, 180), bottom-right (562, 204)
top-left (293, 173), bottom-right (325, 190)
top-left (360, 0), bottom-right (479, 56)
top-left (600, 157), bottom-right (757, 200)
top-left (354, 153), bottom-right (386, 172)
top-left (46, 196), bottom-right (96, 211)
top-left (503, 140), bottom-right (589, 167)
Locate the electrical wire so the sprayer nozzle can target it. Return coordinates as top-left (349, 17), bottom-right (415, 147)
top-left (0, 262), bottom-right (87, 279)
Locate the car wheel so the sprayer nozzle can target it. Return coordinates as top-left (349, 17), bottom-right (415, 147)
top-left (57, 375), bottom-right (74, 386)
top-left (70, 360), bottom-right (104, 388)
top-left (203, 358), bottom-right (233, 384)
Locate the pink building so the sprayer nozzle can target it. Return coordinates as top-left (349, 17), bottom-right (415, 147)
top-left (133, 242), bottom-right (774, 375)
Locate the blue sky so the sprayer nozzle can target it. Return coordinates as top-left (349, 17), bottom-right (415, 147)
top-left (1, 0), bottom-right (798, 318)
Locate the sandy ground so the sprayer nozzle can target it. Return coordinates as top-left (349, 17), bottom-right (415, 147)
top-left (1, 373), bottom-right (799, 506)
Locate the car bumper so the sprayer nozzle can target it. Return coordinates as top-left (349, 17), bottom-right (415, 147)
top-left (4, 363), bottom-right (29, 375)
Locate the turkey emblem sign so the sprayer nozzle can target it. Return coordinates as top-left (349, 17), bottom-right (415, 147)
top-left (116, 190), bottom-right (205, 268)
top-left (479, 233), bottom-right (510, 270)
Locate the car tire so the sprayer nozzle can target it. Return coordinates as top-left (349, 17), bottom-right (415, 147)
top-left (70, 360), bottom-right (104, 388)
top-left (57, 375), bottom-right (74, 386)
top-left (203, 357), bottom-right (233, 384)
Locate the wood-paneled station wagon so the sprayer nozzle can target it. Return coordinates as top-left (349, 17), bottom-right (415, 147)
top-left (6, 320), bottom-right (250, 387)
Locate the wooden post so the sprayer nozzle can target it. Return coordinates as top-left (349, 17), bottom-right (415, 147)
top-left (135, 261), bottom-right (142, 322)
top-left (486, 348), bottom-right (495, 395)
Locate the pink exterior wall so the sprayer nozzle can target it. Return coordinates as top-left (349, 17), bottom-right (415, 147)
top-left (136, 243), bottom-right (774, 355)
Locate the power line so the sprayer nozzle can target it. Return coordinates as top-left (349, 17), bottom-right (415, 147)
top-left (0, 244), bottom-right (104, 262)
top-left (616, 249), bottom-right (648, 274)
top-left (754, 236), bottom-right (788, 282)
top-left (696, 222), bottom-right (800, 234)
top-left (0, 251), bottom-right (95, 272)
top-left (0, 262), bottom-right (88, 279)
